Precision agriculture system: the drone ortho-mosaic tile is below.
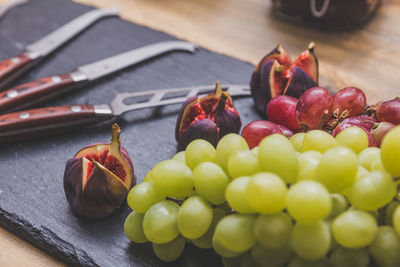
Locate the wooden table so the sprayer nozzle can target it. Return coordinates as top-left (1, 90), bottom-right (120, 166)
top-left (0, 0), bottom-right (399, 266)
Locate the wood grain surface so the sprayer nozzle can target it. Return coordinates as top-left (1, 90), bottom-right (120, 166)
top-left (0, 0), bottom-right (399, 266)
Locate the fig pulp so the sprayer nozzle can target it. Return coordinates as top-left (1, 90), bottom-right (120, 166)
top-left (250, 42), bottom-right (318, 114)
top-left (64, 124), bottom-right (135, 220)
top-left (175, 81), bottom-right (241, 151)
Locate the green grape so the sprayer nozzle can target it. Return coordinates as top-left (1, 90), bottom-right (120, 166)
top-left (385, 201), bottom-right (400, 226)
top-left (124, 211), bottom-right (147, 243)
top-left (185, 139), bottom-right (216, 170)
top-left (297, 151), bottom-right (322, 181)
top-left (290, 132), bottom-right (305, 152)
top-left (152, 235), bottom-right (185, 262)
top-left (335, 127), bottom-right (369, 154)
top-left (222, 256), bottom-right (241, 267)
top-left (143, 200), bottom-right (179, 244)
top-left (290, 221), bottom-right (331, 260)
top-left (151, 160), bottom-right (194, 198)
top-left (287, 256), bottom-right (331, 267)
top-left (246, 172), bottom-right (287, 214)
top-left (227, 150), bottom-right (260, 179)
top-left (177, 195), bottom-right (213, 239)
top-left (368, 226), bottom-right (400, 267)
top-left (329, 246), bottom-right (370, 267)
top-left (172, 151), bottom-right (186, 164)
top-left (381, 125), bottom-right (400, 176)
top-left (143, 170), bottom-right (153, 182)
top-left (251, 146), bottom-right (259, 156)
top-left (286, 180), bottom-right (332, 224)
top-left (329, 193), bottom-right (348, 219)
top-left (194, 162), bottom-right (229, 205)
top-left (258, 134), bottom-right (298, 184)
top-left (302, 130), bottom-right (338, 153)
top-left (315, 146), bottom-right (358, 193)
top-left (212, 235), bottom-right (243, 258)
top-left (358, 147), bottom-right (382, 171)
top-left (251, 242), bottom-right (294, 267)
top-left (214, 214), bottom-right (257, 253)
top-left (253, 212), bottom-right (292, 249)
top-left (332, 210), bottom-right (378, 248)
top-left (347, 170), bottom-right (396, 211)
top-left (394, 206), bottom-right (400, 237)
top-left (225, 176), bottom-right (255, 214)
top-left (126, 182), bottom-right (165, 213)
top-left (216, 133), bottom-right (249, 172)
top-left (239, 252), bottom-right (257, 267)
top-left (193, 208), bottom-right (226, 249)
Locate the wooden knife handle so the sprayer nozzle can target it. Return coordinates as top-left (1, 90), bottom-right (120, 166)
top-left (0, 74), bottom-right (76, 113)
top-left (0, 53), bottom-right (35, 90)
top-left (0, 105), bottom-right (107, 142)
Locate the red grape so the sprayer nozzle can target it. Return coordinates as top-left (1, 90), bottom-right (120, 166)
top-left (267, 95), bottom-right (299, 130)
top-left (295, 87), bottom-right (333, 130)
top-left (241, 120), bottom-right (293, 149)
top-left (332, 121), bottom-right (377, 147)
top-left (332, 87), bottom-right (367, 117)
top-left (371, 122), bottom-right (396, 147)
top-left (376, 98), bottom-right (400, 124)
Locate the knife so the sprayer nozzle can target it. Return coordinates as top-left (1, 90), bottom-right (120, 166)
top-left (0, 41), bottom-right (196, 114)
top-left (0, 0), bottom-right (28, 19)
top-left (0, 8), bottom-right (119, 89)
top-left (0, 84), bottom-right (251, 142)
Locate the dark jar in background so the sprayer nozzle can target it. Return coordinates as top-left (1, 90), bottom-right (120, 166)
top-left (272, 0), bottom-right (381, 29)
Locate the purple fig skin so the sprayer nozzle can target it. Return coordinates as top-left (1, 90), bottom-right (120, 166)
top-left (213, 93), bottom-right (241, 138)
top-left (64, 158), bottom-right (130, 221)
top-left (250, 59), bottom-right (275, 114)
top-left (284, 66), bottom-right (316, 99)
top-left (175, 96), bottom-right (198, 141)
top-left (177, 118), bottom-right (219, 151)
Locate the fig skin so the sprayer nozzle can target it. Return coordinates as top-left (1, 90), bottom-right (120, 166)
top-left (63, 124), bottom-right (135, 221)
top-left (250, 43), bottom-right (318, 114)
top-left (175, 82), bottom-right (241, 151)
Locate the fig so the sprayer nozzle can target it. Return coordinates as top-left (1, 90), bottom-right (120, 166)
top-left (272, 0), bottom-right (381, 29)
top-left (250, 42), bottom-right (318, 114)
top-left (64, 124), bottom-right (135, 220)
top-left (175, 81), bottom-right (241, 151)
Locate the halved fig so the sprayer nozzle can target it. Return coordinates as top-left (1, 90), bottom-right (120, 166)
top-left (64, 124), bottom-right (135, 220)
top-left (250, 42), bottom-right (318, 114)
top-left (175, 81), bottom-right (241, 151)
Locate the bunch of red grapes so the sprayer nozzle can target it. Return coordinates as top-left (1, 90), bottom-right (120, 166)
top-left (242, 86), bottom-right (400, 148)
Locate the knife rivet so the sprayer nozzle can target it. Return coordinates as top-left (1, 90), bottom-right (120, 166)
top-left (11, 57), bottom-right (20, 64)
top-left (71, 105), bottom-right (82, 112)
top-left (19, 112), bottom-right (29, 119)
top-left (7, 90), bottom-right (18, 98)
top-left (51, 76), bottom-right (61, 83)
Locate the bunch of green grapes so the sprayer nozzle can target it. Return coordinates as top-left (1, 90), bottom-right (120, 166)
top-left (124, 126), bottom-right (400, 266)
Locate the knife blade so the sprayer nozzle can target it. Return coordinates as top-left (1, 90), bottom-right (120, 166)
top-left (0, 41), bottom-right (196, 114)
top-left (0, 84), bottom-right (250, 142)
top-left (0, 0), bottom-right (28, 19)
top-left (0, 8), bottom-right (119, 89)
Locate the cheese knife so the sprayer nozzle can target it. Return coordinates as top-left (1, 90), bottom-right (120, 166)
top-left (0, 0), bottom-right (28, 19)
top-left (0, 41), bottom-right (196, 114)
top-left (0, 84), bottom-right (251, 142)
top-left (0, 8), bottom-right (119, 89)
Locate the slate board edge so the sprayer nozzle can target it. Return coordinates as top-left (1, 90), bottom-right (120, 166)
top-left (0, 0), bottom-right (256, 266)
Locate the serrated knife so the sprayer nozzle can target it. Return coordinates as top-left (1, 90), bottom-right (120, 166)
top-left (0, 8), bottom-right (119, 89)
top-left (0, 41), bottom-right (196, 114)
top-left (0, 84), bottom-right (251, 142)
top-left (0, 0), bottom-right (28, 19)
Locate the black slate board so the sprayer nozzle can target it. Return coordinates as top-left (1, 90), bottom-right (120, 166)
top-left (0, 0), bottom-right (260, 266)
